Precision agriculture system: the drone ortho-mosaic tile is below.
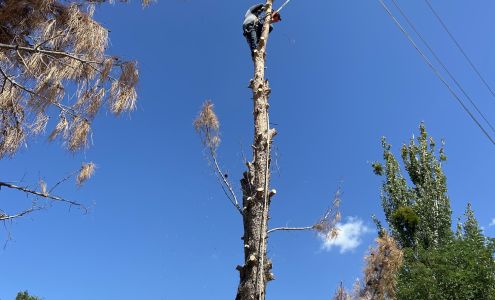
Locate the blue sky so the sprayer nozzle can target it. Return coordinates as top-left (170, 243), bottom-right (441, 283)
top-left (2, 0), bottom-right (495, 299)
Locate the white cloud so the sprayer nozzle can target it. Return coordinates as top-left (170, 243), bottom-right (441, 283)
top-left (320, 217), bottom-right (371, 254)
top-left (489, 219), bottom-right (495, 227)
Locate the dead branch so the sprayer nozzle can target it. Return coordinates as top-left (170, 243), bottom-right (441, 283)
top-left (210, 150), bottom-right (243, 215)
top-left (267, 188), bottom-right (342, 247)
top-left (0, 181), bottom-right (86, 211)
top-left (194, 101), bottom-right (243, 215)
top-left (0, 42), bottom-right (100, 64)
top-left (0, 206), bottom-right (43, 221)
top-left (0, 66), bottom-right (80, 118)
top-left (0, 1), bottom-right (139, 156)
top-left (267, 226), bottom-right (314, 234)
top-left (49, 171), bottom-right (78, 194)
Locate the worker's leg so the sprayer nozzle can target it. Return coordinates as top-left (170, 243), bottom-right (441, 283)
top-left (243, 23), bottom-right (258, 53)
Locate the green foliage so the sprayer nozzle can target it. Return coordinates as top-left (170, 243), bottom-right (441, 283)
top-left (397, 232), bottom-right (495, 300)
top-left (374, 123), bottom-right (495, 299)
top-left (16, 291), bottom-right (41, 300)
top-left (463, 203), bottom-right (484, 244)
top-left (375, 123), bottom-right (451, 249)
top-left (390, 206), bottom-right (419, 248)
top-left (372, 161), bottom-right (384, 176)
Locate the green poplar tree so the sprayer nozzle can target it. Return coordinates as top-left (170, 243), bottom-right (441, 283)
top-left (373, 123), bottom-right (451, 249)
top-left (372, 123), bottom-right (495, 300)
top-left (16, 291), bottom-right (41, 300)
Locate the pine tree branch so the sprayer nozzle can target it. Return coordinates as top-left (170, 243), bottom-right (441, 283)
top-left (0, 43), bottom-right (100, 65)
top-left (0, 67), bottom-right (80, 119)
top-left (0, 42), bottom-right (123, 85)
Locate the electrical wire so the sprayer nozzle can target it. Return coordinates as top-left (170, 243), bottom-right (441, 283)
top-left (377, 0), bottom-right (495, 146)
top-left (424, 0), bottom-right (495, 102)
top-left (276, 0), bottom-right (291, 13)
top-left (390, 0), bottom-right (495, 134)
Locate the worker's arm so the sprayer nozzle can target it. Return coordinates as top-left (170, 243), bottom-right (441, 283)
top-left (247, 3), bottom-right (264, 15)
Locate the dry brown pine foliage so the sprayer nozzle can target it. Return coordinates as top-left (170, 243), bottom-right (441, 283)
top-left (314, 189), bottom-right (342, 242)
top-left (77, 161), bottom-right (95, 185)
top-left (333, 282), bottom-right (352, 300)
top-left (194, 100), bottom-right (221, 152)
top-left (0, 0), bottom-right (140, 158)
top-left (361, 233), bottom-right (403, 300)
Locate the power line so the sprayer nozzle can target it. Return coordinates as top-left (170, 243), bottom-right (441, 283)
top-left (424, 0), bottom-right (495, 101)
top-left (390, 0), bottom-right (495, 134)
top-left (377, 0), bottom-right (495, 146)
top-left (275, 0), bottom-right (291, 13)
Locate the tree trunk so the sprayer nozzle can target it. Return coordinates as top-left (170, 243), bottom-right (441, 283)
top-left (236, 1), bottom-right (276, 299)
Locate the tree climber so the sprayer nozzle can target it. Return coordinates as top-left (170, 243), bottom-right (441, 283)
top-left (243, 3), bottom-right (282, 57)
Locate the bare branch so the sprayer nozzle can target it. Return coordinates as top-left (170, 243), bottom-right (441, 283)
top-left (211, 151), bottom-right (243, 215)
top-left (0, 207), bottom-right (43, 221)
top-left (267, 226), bottom-right (314, 234)
top-left (0, 43), bottom-right (100, 64)
top-left (194, 101), bottom-right (243, 215)
top-left (49, 171), bottom-right (78, 194)
top-left (0, 181), bottom-right (86, 211)
top-left (0, 66), bottom-right (80, 119)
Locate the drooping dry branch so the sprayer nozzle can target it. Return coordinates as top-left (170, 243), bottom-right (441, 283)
top-left (211, 154), bottom-right (243, 215)
top-left (194, 100), bottom-right (243, 215)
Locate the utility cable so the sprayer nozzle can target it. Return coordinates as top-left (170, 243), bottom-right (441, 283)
top-left (377, 0), bottom-right (495, 146)
top-left (276, 0), bottom-right (291, 13)
top-left (390, 0), bottom-right (495, 134)
top-left (424, 0), bottom-right (495, 101)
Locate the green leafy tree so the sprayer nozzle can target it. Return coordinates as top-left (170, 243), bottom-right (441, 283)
top-left (16, 291), bottom-right (41, 300)
top-left (397, 205), bottom-right (495, 300)
top-left (372, 123), bottom-right (451, 249)
top-left (372, 124), bottom-right (495, 300)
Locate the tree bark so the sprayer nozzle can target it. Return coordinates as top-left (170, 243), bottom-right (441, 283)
top-left (236, 1), bottom-right (276, 299)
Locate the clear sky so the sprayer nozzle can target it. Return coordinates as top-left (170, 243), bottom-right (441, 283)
top-left (1, 0), bottom-right (495, 299)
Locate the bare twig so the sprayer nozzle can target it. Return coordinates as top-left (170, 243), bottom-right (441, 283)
top-left (0, 206), bottom-right (43, 221)
top-left (210, 149), bottom-right (243, 215)
top-left (0, 181), bottom-right (86, 211)
top-left (49, 170), bottom-right (78, 193)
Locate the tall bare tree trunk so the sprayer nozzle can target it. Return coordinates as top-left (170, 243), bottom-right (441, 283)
top-left (236, 1), bottom-right (276, 299)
